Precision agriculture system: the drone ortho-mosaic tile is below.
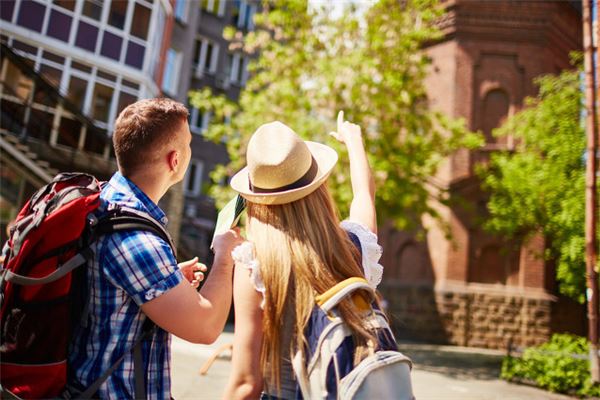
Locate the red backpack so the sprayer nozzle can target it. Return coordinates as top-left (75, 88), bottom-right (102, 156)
top-left (0, 173), bottom-right (175, 399)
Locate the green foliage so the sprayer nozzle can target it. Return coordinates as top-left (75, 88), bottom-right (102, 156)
top-left (501, 334), bottom-right (600, 397)
top-left (189, 0), bottom-right (481, 229)
top-left (479, 67), bottom-right (596, 302)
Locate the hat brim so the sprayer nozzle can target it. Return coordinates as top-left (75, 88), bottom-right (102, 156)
top-left (230, 141), bottom-right (338, 205)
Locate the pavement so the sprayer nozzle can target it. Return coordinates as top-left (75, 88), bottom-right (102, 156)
top-left (171, 329), bottom-right (575, 400)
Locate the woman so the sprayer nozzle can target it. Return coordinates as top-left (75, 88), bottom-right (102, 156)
top-left (224, 112), bottom-right (385, 399)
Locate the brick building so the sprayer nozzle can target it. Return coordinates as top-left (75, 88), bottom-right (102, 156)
top-left (378, 0), bottom-right (586, 349)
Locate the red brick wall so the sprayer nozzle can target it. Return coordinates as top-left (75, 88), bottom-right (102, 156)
top-left (379, 0), bottom-right (583, 346)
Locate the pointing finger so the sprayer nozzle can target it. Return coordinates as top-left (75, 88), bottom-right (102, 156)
top-left (337, 110), bottom-right (344, 133)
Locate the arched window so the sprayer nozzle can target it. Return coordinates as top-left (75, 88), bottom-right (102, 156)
top-left (469, 244), bottom-right (505, 284)
top-left (394, 241), bottom-right (434, 283)
top-left (481, 89), bottom-right (509, 143)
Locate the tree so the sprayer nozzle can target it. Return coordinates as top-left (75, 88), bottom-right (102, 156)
top-left (480, 66), bottom-right (596, 302)
top-left (190, 0), bottom-right (480, 230)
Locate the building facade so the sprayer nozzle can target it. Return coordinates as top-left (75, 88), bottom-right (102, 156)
top-left (378, 0), bottom-right (585, 349)
top-left (168, 0), bottom-right (257, 262)
top-left (0, 0), bottom-right (178, 242)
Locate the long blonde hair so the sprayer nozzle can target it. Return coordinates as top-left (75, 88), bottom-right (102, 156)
top-left (246, 183), bottom-right (378, 393)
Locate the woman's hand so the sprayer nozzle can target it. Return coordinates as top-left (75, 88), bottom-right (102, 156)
top-left (329, 111), bottom-right (363, 145)
top-left (329, 110), bottom-right (377, 234)
top-left (212, 228), bottom-right (245, 267)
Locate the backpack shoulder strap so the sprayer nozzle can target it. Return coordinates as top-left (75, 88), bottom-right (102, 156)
top-left (91, 206), bottom-right (177, 258)
top-left (75, 206), bottom-right (175, 399)
top-left (315, 277), bottom-right (374, 314)
top-left (76, 318), bottom-right (154, 399)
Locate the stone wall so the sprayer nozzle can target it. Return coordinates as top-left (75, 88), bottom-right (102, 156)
top-left (379, 283), bottom-right (585, 350)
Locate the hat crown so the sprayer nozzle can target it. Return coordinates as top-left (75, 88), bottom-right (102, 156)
top-left (247, 122), bottom-right (313, 190)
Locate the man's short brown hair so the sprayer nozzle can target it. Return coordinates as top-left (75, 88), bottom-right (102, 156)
top-left (113, 98), bottom-right (189, 174)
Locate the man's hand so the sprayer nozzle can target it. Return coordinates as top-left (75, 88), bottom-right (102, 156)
top-left (178, 257), bottom-right (207, 289)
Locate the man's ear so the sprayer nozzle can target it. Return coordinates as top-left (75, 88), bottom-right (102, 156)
top-left (167, 150), bottom-right (179, 172)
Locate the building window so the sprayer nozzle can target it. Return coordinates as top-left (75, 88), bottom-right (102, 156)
top-left (100, 31), bottom-right (123, 61)
top-left (229, 53), bottom-right (248, 85)
top-left (67, 76), bottom-right (88, 109)
top-left (39, 64), bottom-right (62, 88)
top-left (46, 9), bottom-right (72, 42)
top-left (1, 36), bottom-right (143, 149)
top-left (9, 0), bottom-right (154, 70)
top-left (174, 0), bottom-right (189, 23)
top-left (125, 40), bottom-right (145, 69)
top-left (1, 0), bottom-right (16, 22)
top-left (162, 48), bottom-right (182, 94)
top-left (54, 1), bottom-right (76, 12)
top-left (184, 160), bottom-right (204, 196)
top-left (149, 3), bottom-right (166, 78)
top-left (131, 2), bottom-right (151, 40)
top-left (56, 116), bottom-right (82, 147)
top-left (117, 91), bottom-right (138, 114)
top-left (245, 4), bottom-right (255, 30)
top-left (232, 1), bottom-right (255, 30)
top-left (194, 37), bottom-right (219, 76)
top-left (91, 82), bottom-right (114, 123)
top-left (201, 0), bottom-right (225, 17)
top-left (108, 0), bottom-right (128, 30)
top-left (17, 1), bottom-right (46, 33)
top-left (190, 107), bottom-right (211, 135)
top-left (75, 21), bottom-right (99, 52)
top-left (81, 0), bottom-right (102, 21)
top-left (481, 89), bottom-right (509, 144)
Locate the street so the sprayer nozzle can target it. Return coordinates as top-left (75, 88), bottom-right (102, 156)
top-left (171, 330), bottom-right (574, 400)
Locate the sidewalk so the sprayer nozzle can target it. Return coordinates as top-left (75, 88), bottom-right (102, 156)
top-left (171, 333), bottom-right (575, 400)
top-left (398, 343), bottom-right (574, 400)
top-left (171, 329), bottom-right (234, 400)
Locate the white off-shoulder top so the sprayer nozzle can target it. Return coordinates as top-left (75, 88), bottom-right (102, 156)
top-left (231, 220), bottom-right (384, 307)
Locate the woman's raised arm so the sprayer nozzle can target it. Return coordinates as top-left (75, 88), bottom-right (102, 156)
top-left (330, 111), bottom-right (377, 234)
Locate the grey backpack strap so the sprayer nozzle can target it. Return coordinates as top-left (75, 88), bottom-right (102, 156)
top-left (133, 335), bottom-right (146, 400)
top-left (114, 206), bottom-right (176, 258)
top-left (78, 320), bottom-right (155, 399)
top-left (0, 386), bottom-right (23, 400)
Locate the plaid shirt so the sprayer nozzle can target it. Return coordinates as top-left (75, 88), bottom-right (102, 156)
top-left (68, 172), bottom-right (184, 400)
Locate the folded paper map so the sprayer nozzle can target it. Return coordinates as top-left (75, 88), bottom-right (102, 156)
top-left (211, 194), bottom-right (246, 249)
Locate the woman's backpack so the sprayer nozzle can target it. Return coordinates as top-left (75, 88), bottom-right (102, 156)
top-left (292, 277), bottom-right (414, 400)
top-left (0, 173), bottom-right (174, 399)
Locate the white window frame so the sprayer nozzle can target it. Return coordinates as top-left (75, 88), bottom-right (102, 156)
top-left (32, 0), bottom-right (154, 69)
top-left (190, 107), bottom-right (211, 135)
top-left (229, 53), bottom-right (240, 83)
top-left (246, 4), bottom-right (256, 30)
top-left (162, 48), bottom-right (181, 94)
top-left (174, 0), bottom-right (189, 23)
top-left (194, 37), bottom-right (219, 77)
top-left (202, 0), bottom-right (226, 17)
top-left (237, 1), bottom-right (247, 29)
top-left (184, 159), bottom-right (204, 197)
top-left (230, 53), bottom-right (247, 85)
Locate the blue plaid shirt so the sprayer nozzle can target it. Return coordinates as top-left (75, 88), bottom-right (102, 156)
top-left (68, 172), bottom-right (184, 399)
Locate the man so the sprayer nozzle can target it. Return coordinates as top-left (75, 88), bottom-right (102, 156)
top-left (68, 98), bottom-right (241, 399)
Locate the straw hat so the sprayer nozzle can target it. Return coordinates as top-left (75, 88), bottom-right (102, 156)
top-left (230, 121), bottom-right (338, 205)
